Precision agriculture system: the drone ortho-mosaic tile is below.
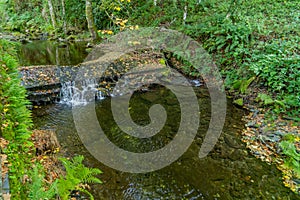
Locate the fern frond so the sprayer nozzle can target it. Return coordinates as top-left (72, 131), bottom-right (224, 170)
top-left (28, 164), bottom-right (57, 200)
top-left (57, 155), bottom-right (102, 200)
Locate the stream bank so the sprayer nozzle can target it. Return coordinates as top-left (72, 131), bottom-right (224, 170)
top-left (229, 83), bottom-right (300, 195)
top-left (17, 40), bottom-right (300, 198)
top-left (241, 108), bottom-right (300, 194)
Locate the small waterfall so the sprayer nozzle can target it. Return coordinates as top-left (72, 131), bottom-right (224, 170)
top-left (60, 79), bottom-right (105, 106)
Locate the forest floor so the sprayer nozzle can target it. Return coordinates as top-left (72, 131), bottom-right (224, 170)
top-left (241, 108), bottom-right (299, 194)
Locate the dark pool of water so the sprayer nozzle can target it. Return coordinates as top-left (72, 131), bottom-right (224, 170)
top-left (17, 40), bottom-right (88, 66)
top-left (32, 86), bottom-right (298, 200)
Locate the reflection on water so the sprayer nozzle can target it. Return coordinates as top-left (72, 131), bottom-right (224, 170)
top-left (17, 41), bottom-right (88, 66)
top-left (32, 86), bottom-right (298, 200)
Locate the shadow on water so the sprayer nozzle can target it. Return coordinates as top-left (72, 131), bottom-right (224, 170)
top-left (32, 86), bottom-right (298, 200)
top-left (17, 40), bottom-right (88, 66)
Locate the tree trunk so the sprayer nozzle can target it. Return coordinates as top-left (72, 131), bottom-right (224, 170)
top-left (55, 46), bottom-right (60, 66)
top-left (85, 0), bottom-right (98, 41)
top-left (47, 0), bottom-right (56, 29)
top-left (61, 0), bottom-right (67, 35)
top-left (183, 3), bottom-right (187, 24)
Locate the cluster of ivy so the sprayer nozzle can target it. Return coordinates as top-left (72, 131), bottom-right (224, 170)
top-left (0, 39), bottom-right (102, 199)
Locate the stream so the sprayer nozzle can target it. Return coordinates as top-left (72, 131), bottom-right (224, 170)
top-left (17, 40), bottom-right (88, 66)
top-left (23, 41), bottom-right (298, 199)
top-left (32, 86), bottom-right (297, 199)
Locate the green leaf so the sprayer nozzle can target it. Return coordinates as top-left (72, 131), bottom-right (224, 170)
top-left (233, 98), bottom-right (243, 106)
top-left (256, 93), bottom-right (274, 105)
top-left (240, 76), bottom-right (255, 94)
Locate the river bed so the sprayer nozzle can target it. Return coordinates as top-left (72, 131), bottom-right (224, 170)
top-left (31, 86), bottom-right (298, 200)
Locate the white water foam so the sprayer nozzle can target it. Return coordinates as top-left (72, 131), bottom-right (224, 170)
top-left (59, 79), bottom-right (105, 106)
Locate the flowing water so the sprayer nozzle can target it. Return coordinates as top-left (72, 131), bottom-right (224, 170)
top-left (32, 85), bottom-right (298, 200)
top-left (60, 79), bottom-right (105, 105)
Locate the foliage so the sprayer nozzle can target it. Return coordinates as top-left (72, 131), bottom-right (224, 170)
top-left (232, 76), bottom-right (255, 94)
top-left (28, 164), bottom-right (57, 200)
top-left (57, 155), bottom-right (102, 200)
top-left (279, 134), bottom-right (300, 178)
top-left (0, 39), bottom-right (33, 198)
top-left (0, 0), bottom-right (7, 30)
top-left (4, 0), bottom-right (45, 32)
top-left (233, 98), bottom-right (243, 106)
top-left (27, 155), bottom-right (102, 200)
top-left (256, 93), bottom-right (275, 106)
top-left (126, 0), bottom-right (299, 119)
top-left (65, 0), bottom-right (86, 31)
top-left (2, 0), bottom-right (81, 33)
top-left (2, 0), bottom-right (136, 37)
top-left (180, 0), bottom-right (299, 117)
top-left (249, 40), bottom-right (300, 114)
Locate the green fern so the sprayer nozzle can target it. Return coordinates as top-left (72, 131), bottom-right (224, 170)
top-left (57, 155), bottom-right (102, 200)
top-left (28, 165), bottom-right (57, 200)
top-left (0, 39), bottom-right (33, 198)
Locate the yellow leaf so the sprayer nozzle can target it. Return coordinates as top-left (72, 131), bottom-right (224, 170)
top-left (107, 30), bottom-right (113, 35)
top-left (132, 41), bottom-right (141, 45)
top-left (114, 7), bottom-right (121, 11)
